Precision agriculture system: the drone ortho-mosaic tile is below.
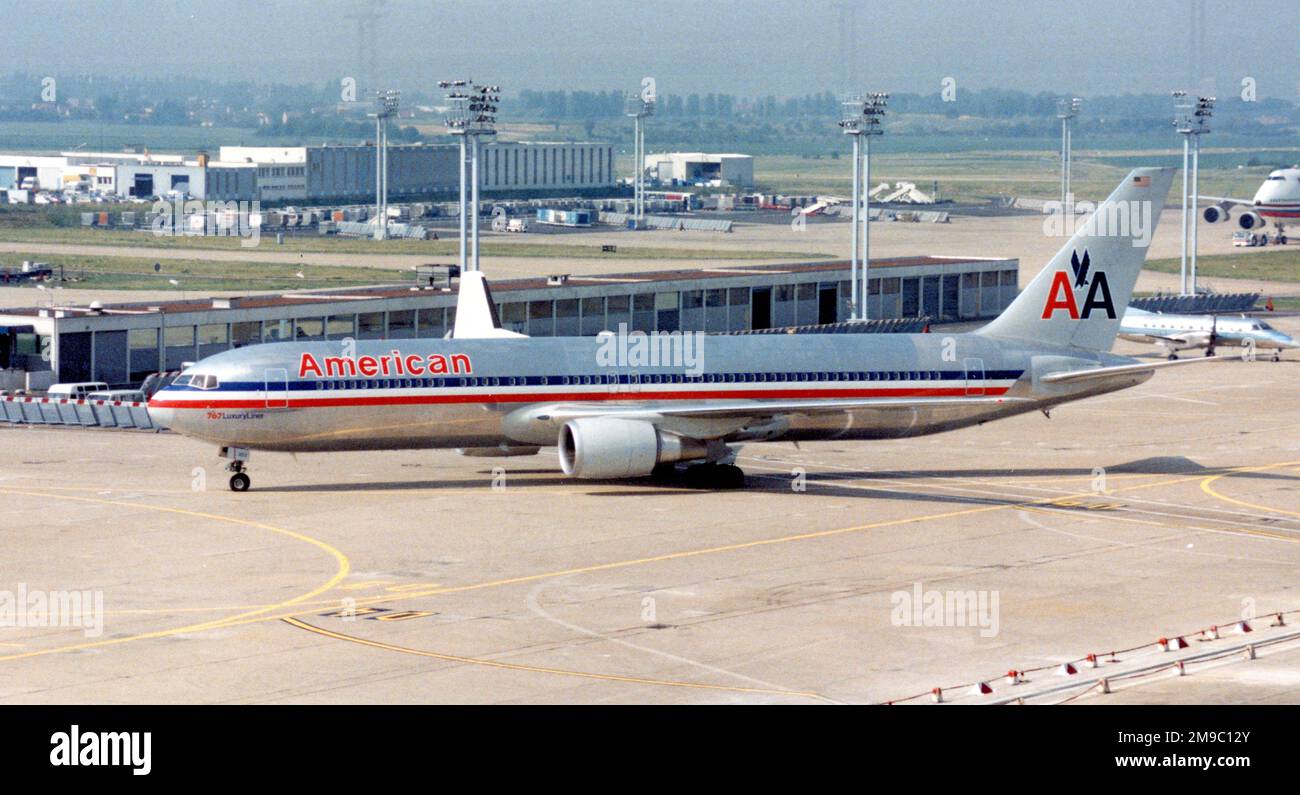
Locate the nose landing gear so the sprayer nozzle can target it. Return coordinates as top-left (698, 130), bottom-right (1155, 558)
top-left (228, 463), bottom-right (250, 492)
top-left (221, 446), bottom-right (252, 492)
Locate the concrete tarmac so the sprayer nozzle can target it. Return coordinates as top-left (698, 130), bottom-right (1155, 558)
top-left (1, 329), bottom-right (1297, 704)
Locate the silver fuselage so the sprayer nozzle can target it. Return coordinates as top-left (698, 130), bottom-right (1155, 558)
top-left (148, 332), bottom-right (1146, 453)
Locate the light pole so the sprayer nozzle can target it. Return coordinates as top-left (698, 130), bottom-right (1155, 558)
top-left (369, 89), bottom-right (400, 240)
top-left (839, 92), bottom-right (886, 322)
top-left (1172, 92), bottom-right (1212, 295)
top-left (1056, 97), bottom-right (1080, 212)
top-left (859, 92), bottom-right (887, 321)
top-left (1189, 95), bottom-right (1213, 295)
top-left (839, 95), bottom-right (864, 321)
top-left (1173, 91), bottom-right (1192, 295)
top-left (441, 81), bottom-right (499, 272)
top-left (625, 91), bottom-right (655, 225)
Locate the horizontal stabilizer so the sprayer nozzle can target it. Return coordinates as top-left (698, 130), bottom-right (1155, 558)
top-left (1039, 356), bottom-right (1227, 384)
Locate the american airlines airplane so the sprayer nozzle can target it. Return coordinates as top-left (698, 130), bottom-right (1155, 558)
top-left (1118, 306), bottom-right (1297, 360)
top-left (1201, 167), bottom-right (1300, 243)
top-left (150, 168), bottom-right (1208, 492)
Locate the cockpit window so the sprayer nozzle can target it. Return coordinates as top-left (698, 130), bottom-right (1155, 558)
top-left (172, 375), bottom-right (192, 387)
top-left (192, 374), bottom-right (220, 390)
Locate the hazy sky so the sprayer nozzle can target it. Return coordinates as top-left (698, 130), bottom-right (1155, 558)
top-left (5, 0), bottom-right (1296, 100)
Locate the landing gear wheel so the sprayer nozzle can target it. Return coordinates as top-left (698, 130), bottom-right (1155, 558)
top-left (715, 464), bottom-right (746, 489)
top-left (229, 472), bottom-right (251, 492)
top-left (682, 463), bottom-right (715, 489)
top-left (651, 463), bottom-right (678, 480)
top-left (683, 462), bottom-right (746, 489)
top-left (1167, 352), bottom-right (1179, 361)
top-left (1205, 348), bottom-right (1216, 358)
top-left (1273, 351), bottom-right (1281, 362)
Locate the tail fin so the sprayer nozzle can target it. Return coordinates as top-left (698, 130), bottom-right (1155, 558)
top-left (452, 271), bottom-right (527, 339)
top-left (979, 167), bottom-right (1175, 351)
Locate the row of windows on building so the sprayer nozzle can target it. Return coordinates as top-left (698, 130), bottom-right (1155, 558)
top-left (484, 146), bottom-right (611, 188)
top-left (257, 166), bottom-right (305, 177)
top-left (58, 270), bottom-right (1017, 385)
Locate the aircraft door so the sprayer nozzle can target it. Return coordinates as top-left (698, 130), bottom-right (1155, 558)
top-left (963, 357), bottom-right (985, 396)
top-left (264, 368), bottom-right (289, 408)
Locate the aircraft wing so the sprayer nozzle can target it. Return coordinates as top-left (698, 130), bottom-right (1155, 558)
top-left (1039, 356), bottom-right (1225, 384)
top-left (1130, 332), bottom-right (1191, 344)
top-left (1200, 195), bottom-right (1254, 208)
top-left (534, 395), bottom-right (1031, 422)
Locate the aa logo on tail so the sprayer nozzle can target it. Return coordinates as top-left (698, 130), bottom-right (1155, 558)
top-left (1041, 250), bottom-right (1115, 320)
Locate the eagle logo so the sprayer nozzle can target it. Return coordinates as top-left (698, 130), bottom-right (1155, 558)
top-left (1070, 250), bottom-right (1090, 289)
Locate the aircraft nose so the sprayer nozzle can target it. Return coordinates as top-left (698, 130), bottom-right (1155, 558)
top-left (146, 395), bottom-right (175, 429)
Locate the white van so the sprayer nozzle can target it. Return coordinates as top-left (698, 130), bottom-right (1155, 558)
top-left (47, 382), bottom-right (110, 399)
top-left (86, 390), bottom-right (146, 404)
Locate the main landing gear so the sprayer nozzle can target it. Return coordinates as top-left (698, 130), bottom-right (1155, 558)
top-left (222, 446), bottom-right (252, 492)
top-left (653, 461), bottom-right (746, 489)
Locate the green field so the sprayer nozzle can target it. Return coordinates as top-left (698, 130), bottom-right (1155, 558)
top-left (0, 121), bottom-right (302, 154)
top-left (6, 254), bottom-right (410, 292)
top-left (1145, 248), bottom-right (1300, 283)
top-left (747, 152), bottom-right (1285, 202)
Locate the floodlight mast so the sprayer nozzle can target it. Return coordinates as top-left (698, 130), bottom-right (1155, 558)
top-left (441, 80), bottom-right (499, 272)
top-left (859, 92), bottom-right (887, 322)
top-left (839, 96), bottom-right (865, 321)
top-left (1173, 91), bottom-right (1192, 295)
top-left (1056, 97), bottom-right (1080, 213)
top-left (625, 91), bottom-right (655, 224)
top-left (369, 89), bottom-right (400, 240)
top-left (1171, 91), bottom-right (1212, 295)
top-left (840, 92), bottom-right (887, 321)
top-left (1189, 95), bottom-right (1213, 295)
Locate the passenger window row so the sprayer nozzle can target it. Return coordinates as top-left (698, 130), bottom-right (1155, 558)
top-left (306, 371), bottom-right (951, 390)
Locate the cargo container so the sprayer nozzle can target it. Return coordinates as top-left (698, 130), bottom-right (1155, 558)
top-left (535, 208), bottom-right (593, 227)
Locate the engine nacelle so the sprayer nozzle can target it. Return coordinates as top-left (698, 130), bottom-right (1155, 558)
top-left (1202, 205), bottom-right (1227, 223)
top-left (1238, 211), bottom-right (1265, 230)
top-left (558, 417), bottom-right (707, 479)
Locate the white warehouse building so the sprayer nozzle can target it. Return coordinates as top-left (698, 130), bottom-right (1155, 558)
top-left (646, 152), bottom-right (754, 187)
top-left (2, 140), bottom-right (616, 204)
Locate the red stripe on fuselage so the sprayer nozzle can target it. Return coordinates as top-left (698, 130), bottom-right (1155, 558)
top-left (149, 385), bottom-right (1012, 411)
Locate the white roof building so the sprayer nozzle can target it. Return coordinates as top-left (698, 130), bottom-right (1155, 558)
top-left (645, 152), bottom-right (754, 187)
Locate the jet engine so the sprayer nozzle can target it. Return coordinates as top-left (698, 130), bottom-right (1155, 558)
top-left (1202, 205), bottom-right (1227, 223)
top-left (1237, 211), bottom-right (1265, 230)
top-left (558, 417), bottom-right (707, 479)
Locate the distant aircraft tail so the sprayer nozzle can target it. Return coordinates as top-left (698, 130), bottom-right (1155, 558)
top-left (978, 167), bottom-right (1175, 351)
top-left (452, 271), bottom-right (528, 339)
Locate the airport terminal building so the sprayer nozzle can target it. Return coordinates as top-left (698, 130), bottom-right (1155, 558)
top-left (0, 256), bottom-right (1018, 389)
